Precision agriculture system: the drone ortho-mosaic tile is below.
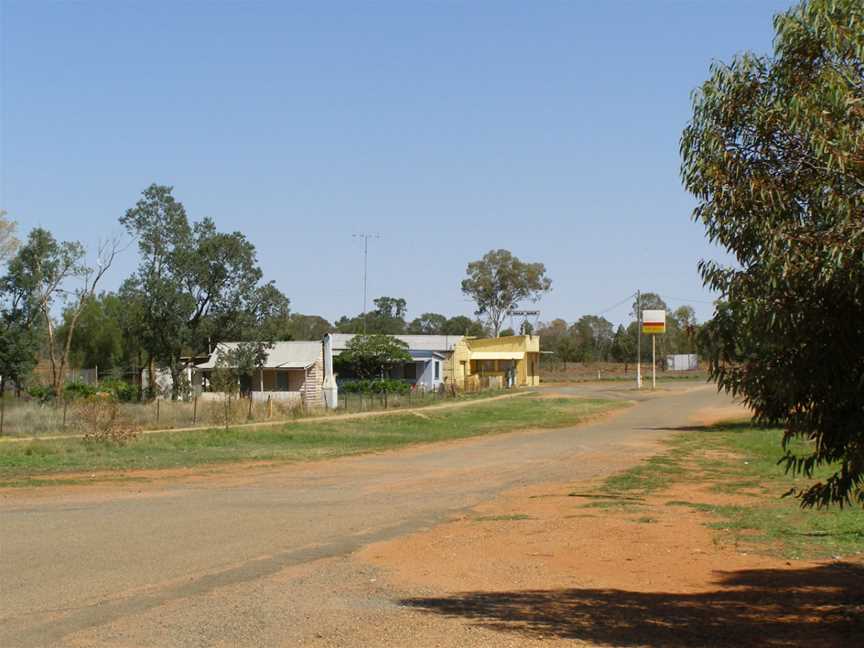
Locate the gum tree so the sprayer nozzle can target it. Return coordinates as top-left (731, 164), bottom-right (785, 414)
top-left (681, 0), bottom-right (864, 507)
top-left (461, 249), bottom-right (551, 337)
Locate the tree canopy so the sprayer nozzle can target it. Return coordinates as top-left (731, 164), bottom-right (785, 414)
top-left (0, 211), bottom-right (19, 263)
top-left (120, 184), bottom-right (288, 398)
top-left (681, 0), bottom-right (864, 507)
top-left (461, 249), bottom-right (551, 337)
top-left (336, 334), bottom-right (412, 379)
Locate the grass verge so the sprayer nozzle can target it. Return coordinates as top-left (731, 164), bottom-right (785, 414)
top-left (0, 396), bottom-right (625, 484)
top-left (571, 421), bottom-right (864, 560)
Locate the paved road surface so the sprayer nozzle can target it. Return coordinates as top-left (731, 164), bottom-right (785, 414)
top-left (1, 383), bottom-right (735, 647)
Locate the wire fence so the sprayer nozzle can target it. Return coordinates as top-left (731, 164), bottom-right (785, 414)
top-left (0, 382), bottom-right (510, 439)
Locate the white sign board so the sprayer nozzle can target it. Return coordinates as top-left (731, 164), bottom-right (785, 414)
top-left (642, 310), bottom-right (666, 334)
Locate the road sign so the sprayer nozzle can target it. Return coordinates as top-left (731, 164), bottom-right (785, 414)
top-left (642, 310), bottom-right (666, 335)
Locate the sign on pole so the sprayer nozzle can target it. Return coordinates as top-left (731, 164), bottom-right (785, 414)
top-left (641, 310), bottom-right (666, 335)
top-left (642, 310), bottom-right (666, 390)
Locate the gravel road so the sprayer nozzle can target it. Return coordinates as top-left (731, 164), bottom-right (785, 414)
top-left (0, 382), bottom-right (735, 647)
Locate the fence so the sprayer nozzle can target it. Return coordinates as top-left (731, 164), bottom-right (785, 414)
top-left (0, 380), bottom-right (510, 438)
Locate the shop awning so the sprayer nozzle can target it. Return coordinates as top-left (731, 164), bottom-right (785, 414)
top-left (469, 351), bottom-right (525, 360)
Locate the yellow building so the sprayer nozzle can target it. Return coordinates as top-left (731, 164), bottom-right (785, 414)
top-left (450, 335), bottom-right (541, 389)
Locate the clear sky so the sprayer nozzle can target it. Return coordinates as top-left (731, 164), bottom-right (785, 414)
top-left (1, 0), bottom-right (793, 327)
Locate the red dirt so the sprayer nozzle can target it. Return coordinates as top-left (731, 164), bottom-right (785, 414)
top-left (357, 475), bottom-right (863, 647)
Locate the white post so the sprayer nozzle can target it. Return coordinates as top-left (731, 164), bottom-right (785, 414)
top-left (322, 334), bottom-right (338, 409)
top-left (652, 335), bottom-right (656, 390)
top-left (636, 290), bottom-right (642, 389)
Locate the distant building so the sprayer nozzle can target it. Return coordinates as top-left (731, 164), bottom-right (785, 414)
top-left (451, 335), bottom-right (541, 389)
top-left (324, 333), bottom-right (463, 392)
top-left (195, 341), bottom-right (324, 408)
top-left (191, 333), bottom-right (541, 410)
top-left (666, 354), bottom-right (699, 371)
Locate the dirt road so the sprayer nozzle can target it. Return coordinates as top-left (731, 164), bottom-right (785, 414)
top-left (1, 383), bottom-right (733, 647)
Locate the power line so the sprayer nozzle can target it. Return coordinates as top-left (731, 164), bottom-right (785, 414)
top-left (596, 292), bottom-right (637, 316)
top-left (658, 294), bottom-right (716, 305)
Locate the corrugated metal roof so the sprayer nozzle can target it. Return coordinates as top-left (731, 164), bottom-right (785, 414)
top-left (197, 341), bottom-right (321, 370)
top-left (327, 333), bottom-right (463, 352)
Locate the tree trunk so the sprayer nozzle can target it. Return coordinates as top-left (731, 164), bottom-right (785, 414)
top-left (147, 355), bottom-right (156, 401)
top-left (136, 350), bottom-right (144, 401)
top-left (170, 362), bottom-right (182, 401)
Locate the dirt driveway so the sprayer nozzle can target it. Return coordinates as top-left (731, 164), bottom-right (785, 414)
top-left (2, 383), bottom-right (751, 647)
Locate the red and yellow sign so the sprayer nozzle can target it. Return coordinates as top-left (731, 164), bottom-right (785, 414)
top-left (641, 310), bottom-right (666, 335)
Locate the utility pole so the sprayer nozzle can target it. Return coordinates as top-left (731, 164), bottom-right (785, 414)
top-left (636, 289), bottom-right (642, 390)
top-left (353, 233), bottom-right (379, 334)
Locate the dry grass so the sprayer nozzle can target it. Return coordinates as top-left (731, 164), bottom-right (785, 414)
top-left (0, 388), bottom-right (505, 439)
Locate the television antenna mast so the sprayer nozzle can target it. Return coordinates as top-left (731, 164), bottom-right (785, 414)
top-left (353, 233), bottom-right (380, 333)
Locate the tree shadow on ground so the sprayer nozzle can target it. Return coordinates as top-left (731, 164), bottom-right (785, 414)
top-left (400, 563), bottom-right (864, 647)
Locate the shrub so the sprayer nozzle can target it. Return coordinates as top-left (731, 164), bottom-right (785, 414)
top-left (27, 384), bottom-right (55, 403)
top-left (64, 381), bottom-right (97, 400)
top-left (77, 393), bottom-right (138, 443)
top-left (340, 378), bottom-right (411, 394)
top-left (98, 378), bottom-right (138, 402)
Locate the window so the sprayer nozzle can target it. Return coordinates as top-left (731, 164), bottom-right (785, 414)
top-left (404, 363), bottom-right (417, 380)
top-left (434, 361), bottom-right (440, 380)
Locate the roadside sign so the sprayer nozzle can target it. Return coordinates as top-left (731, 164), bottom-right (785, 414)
top-left (642, 310), bottom-right (666, 335)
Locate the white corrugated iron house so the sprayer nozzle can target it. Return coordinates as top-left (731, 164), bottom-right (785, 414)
top-left (195, 341), bottom-right (324, 407)
top-left (193, 334), bottom-right (464, 410)
top-left (324, 334), bottom-right (463, 391)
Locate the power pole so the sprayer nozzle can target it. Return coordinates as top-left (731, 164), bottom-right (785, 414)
top-left (353, 233), bottom-right (379, 334)
top-left (636, 289), bottom-right (642, 389)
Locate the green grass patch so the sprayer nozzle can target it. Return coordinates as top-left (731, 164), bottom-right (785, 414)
top-left (631, 424), bottom-right (864, 560)
top-left (0, 396), bottom-right (625, 481)
top-left (577, 500), bottom-right (645, 512)
top-left (475, 514), bottom-right (532, 522)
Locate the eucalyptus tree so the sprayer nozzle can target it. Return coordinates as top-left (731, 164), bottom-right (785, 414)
top-left (681, 0), bottom-right (864, 507)
top-left (5, 228), bottom-right (119, 395)
top-left (121, 184), bottom-right (288, 399)
top-left (461, 249), bottom-right (551, 337)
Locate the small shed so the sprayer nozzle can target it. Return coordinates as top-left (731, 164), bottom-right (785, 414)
top-left (666, 354), bottom-right (699, 371)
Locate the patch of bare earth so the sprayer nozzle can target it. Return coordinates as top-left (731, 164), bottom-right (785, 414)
top-left (357, 476), bottom-right (863, 647)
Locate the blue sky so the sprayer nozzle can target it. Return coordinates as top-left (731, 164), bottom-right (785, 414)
top-left (1, 0), bottom-right (792, 327)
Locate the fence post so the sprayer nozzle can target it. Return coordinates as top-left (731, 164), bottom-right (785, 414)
top-left (156, 398), bottom-right (160, 425)
top-left (384, 390), bottom-right (388, 409)
top-left (267, 395), bottom-right (273, 419)
top-left (192, 396), bottom-right (198, 425)
top-left (247, 395), bottom-right (253, 420)
top-left (0, 395), bottom-right (4, 436)
top-left (63, 399), bottom-right (68, 430)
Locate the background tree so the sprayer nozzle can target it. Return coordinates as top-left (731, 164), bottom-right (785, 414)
top-left (121, 184), bottom-right (285, 399)
top-left (681, 0), bottom-right (864, 507)
top-left (335, 334), bottom-right (411, 379)
top-left (571, 315), bottom-right (614, 362)
top-left (408, 312), bottom-right (447, 335)
top-left (0, 264), bottom-right (40, 396)
top-left (536, 318), bottom-right (568, 352)
top-left (282, 313), bottom-right (333, 341)
top-left (461, 249), bottom-right (551, 337)
top-left (7, 228), bottom-right (119, 395)
top-left (610, 324), bottom-right (635, 372)
top-left (57, 292), bottom-right (125, 375)
top-left (0, 211), bottom-right (19, 263)
top-left (335, 296), bottom-right (408, 334)
top-left (442, 315), bottom-right (487, 337)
